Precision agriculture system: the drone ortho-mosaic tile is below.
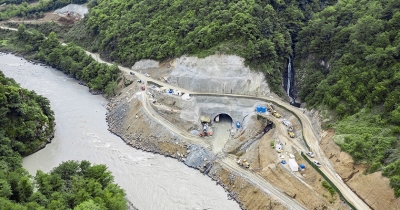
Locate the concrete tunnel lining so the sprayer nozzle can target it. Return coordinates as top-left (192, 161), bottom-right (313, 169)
top-left (212, 113), bottom-right (234, 126)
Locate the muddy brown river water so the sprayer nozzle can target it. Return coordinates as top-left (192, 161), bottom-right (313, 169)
top-left (0, 53), bottom-right (240, 210)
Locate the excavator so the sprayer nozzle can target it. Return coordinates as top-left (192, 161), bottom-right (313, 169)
top-left (267, 103), bottom-right (281, 118)
top-left (288, 126), bottom-right (295, 138)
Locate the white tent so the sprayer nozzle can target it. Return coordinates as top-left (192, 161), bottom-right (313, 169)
top-left (173, 90), bottom-right (182, 96)
top-left (182, 93), bottom-right (191, 100)
top-left (288, 159), bottom-right (299, 172)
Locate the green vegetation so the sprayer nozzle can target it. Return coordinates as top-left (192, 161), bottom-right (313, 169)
top-left (295, 0), bottom-right (400, 196)
top-left (322, 181), bottom-right (335, 197)
top-left (0, 73), bottom-right (126, 209)
top-left (0, 25), bottom-right (120, 96)
top-left (334, 109), bottom-right (397, 170)
top-left (67, 0), bottom-right (336, 94)
top-left (0, 0), bottom-right (88, 20)
top-left (1, 0), bottom-right (399, 198)
top-left (0, 70), bottom-right (54, 156)
top-left (301, 152), bottom-right (354, 209)
top-left (296, 0), bottom-right (400, 122)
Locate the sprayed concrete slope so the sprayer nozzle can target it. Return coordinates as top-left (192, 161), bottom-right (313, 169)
top-left (133, 55), bottom-right (270, 96)
top-left (169, 55), bottom-right (269, 95)
top-left (55, 4), bottom-right (88, 17)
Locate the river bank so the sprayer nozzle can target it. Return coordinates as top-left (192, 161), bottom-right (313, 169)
top-left (105, 68), bottom-right (353, 209)
top-left (0, 52), bottom-right (240, 210)
top-left (105, 84), bottom-right (288, 209)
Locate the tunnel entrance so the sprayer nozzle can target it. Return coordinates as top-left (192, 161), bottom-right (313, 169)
top-left (212, 114), bottom-right (233, 153)
top-left (214, 113), bottom-right (233, 124)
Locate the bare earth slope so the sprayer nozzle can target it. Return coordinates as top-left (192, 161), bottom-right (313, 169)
top-left (321, 129), bottom-right (400, 210)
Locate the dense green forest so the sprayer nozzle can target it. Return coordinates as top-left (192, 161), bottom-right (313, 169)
top-left (66, 0), bottom-right (335, 94)
top-left (0, 72), bottom-right (126, 209)
top-left (0, 0), bottom-right (87, 20)
top-left (0, 26), bottom-right (120, 96)
top-left (69, 0), bottom-right (399, 196)
top-left (0, 70), bottom-right (54, 156)
top-left (1, 0), bottom-right (399, 198)
top-left (295, 0), bottom-right (400, 196)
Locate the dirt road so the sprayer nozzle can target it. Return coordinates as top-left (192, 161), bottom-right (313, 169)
top-left (84, 51), bottom-right (370, 210)
top-left (136, 87), bottom-right (306, 209)
top-left (0, 26), bottom-right (369, 209)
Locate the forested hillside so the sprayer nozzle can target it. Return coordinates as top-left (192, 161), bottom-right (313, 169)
top-left (69, 0), bottom-right (335, 94)
top-left (0, 26), bottom-right (120, 96)
top-left (73, 0), bottom-right (400, 196)
top-left (295, 0), bottom-right (400, 196)
top-left (0, 72), bottom-right (126, 209)
top-left (0, 71), bottom-right (54, 156)
top-left (1, 0), bottom-right (399, 199)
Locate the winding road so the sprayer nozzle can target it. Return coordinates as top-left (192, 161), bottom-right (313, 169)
top-left (85, 52), bottom-right (370, 210)
top-left (0, 25), bottom-right (369, 209)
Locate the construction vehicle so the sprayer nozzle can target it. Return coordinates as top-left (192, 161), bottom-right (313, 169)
top-left (287, 126), bottom-right (295, 138)
top-left (199, 116), bottom-right (212, 137)
top-left (267, 103), bottom-right (281, 118)
top-left (272, 111), bottom-right (281, 118)
top-left (237, 159), bottom-right (250, 168)
top-left (288, 130), bottom-right (295, 138)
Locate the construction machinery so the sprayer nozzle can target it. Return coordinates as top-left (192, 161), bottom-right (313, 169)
top-left (287, 125), bottom-right (295, 138)
top-left (237, 159), bottom-right (250, 168)
top-left (267, 103), bottom-right (281, 118)
top-left (288, 130), bottom-right (295, 138)
top-left (283, 119), bottom-right (295, 138)
top-left (272, 111), bottom-right (281, 118)
top-left (199, 116), bottom-right (212, 137)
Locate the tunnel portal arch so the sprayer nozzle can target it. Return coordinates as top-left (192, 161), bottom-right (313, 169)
top-left (213, 113), bottom-right (233, 124)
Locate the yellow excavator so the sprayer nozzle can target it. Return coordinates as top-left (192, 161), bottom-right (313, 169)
top-left (272, 111), bottom-right (281, 118)
top-left (288, 126), bottom-right (295, 138)
top-left (267, 103), bottom-right (281, 118)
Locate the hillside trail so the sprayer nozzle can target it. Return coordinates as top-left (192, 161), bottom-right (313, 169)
top-left (0, 25), bottom-right (371, 210)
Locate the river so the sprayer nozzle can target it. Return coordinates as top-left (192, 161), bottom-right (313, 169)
top-left (0, 53), bottom-right (240, 210)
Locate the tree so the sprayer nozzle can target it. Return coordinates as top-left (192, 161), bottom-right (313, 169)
top-left (74, 200), bottom-right (105, 210)
top-left (0, 179), bottom-right (12, 198)
top-left (17, 24), bottom-right (26, 38)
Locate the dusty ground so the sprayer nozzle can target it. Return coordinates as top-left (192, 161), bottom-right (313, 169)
top-left (110, 77), bottom-right (348, 209)
top-left (2, 11), bottom-right (81, 26)
top-left (247, 127), bottom-right (347, 209)
top-left (107, 77), bottom-right (189, 160)
top-left (321, 129), bottom-right (400, 210)
top-left (209, 163), bottom-right (287, 210)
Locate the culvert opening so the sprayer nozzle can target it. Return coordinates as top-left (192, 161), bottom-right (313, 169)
top-left (264, 123), bottom-right (273, 133)
top-left (214, 114), bottom-right (232, 124)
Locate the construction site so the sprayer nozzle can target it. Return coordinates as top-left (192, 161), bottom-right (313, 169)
top-left (103, 54), bottom-right (361, 210)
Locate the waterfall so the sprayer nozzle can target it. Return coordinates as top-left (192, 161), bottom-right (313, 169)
top-left (287, 58), bottom-right (291, 96)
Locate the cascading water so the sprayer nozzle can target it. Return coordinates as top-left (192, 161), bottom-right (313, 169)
top-left (287, 57), bottom-right (291, 96)
top-left (285, 57), bottom-right (300, 107)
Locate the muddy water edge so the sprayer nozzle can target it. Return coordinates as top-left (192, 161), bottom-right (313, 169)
top-left (0, 53), bottom-right (240, 210)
